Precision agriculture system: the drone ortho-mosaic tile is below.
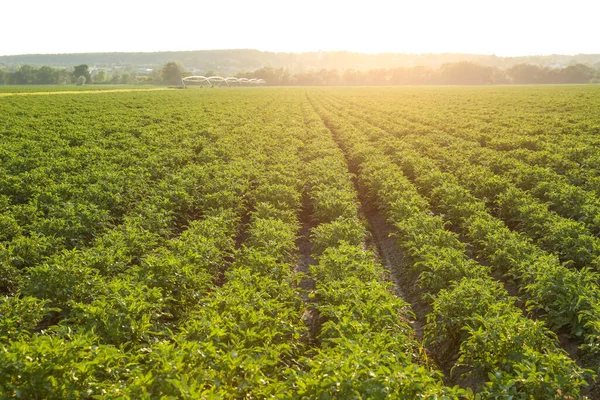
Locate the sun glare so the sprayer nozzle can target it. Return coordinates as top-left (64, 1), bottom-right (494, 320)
top-left (2, 0), bottom-right (599, 56)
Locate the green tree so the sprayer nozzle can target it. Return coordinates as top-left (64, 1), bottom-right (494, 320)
top-left (15, 65), bottom-right (36, 84)
top-left (3, 71), bottom-right (16, 84)
top-left (36, 66), bottom-right (57, 84)
top-left (508, 64), bottom-right (545, 84)
top-left (557, 64), bottom-right (595, 83)
top-left (149, 69), bottom-right (161, 84)
top-left (109, 70), bottom-right (121, 84)
top-left (55, 69), bottom-right (69, 85)
top-left (94, 70), bottom-right (106, 84)
top-left (438, 62), bottom-right (494, 85)
top-left (73, 64), bottom-right (91, 84)
top-left (120, 73), bottom-right (134, 84)
top-left (161, 62), bottom-right (183, 85)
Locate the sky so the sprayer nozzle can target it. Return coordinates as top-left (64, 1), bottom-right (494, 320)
top-left (2, 0), bottom-right (599, 56)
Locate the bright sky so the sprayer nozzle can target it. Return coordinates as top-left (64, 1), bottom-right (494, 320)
top-left (2, 0), bottom-right (599, 56)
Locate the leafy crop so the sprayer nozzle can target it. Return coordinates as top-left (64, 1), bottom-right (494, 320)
top-left (2, 86), bottom-right (599, 398)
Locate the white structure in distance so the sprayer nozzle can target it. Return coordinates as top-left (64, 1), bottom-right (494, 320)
top-left (182, 76), bottom-right (266, 88)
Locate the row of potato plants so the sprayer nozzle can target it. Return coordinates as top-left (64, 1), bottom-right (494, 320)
top-left (1, 90), bottom-right (272, 316)
top-left (150, 100), bottom-right (310, 398)
top-left (287, 97), bottom-right (462, 397)
top-left (319, 91), bottom-right (600, 272)
top-left (406, 150), bottom-right (600, 367)
top-left (0, 91), bottom-right (276, 294)
top-left (409, 135), bottom-right (600, 270)
top-left (417, 134), bottom-right (600, 236)
top-left (0, 90), bottom-right (285, 397)
top-left (328, 86), bottom-right (600, 154)
top-left (0, 158), bottom-right (250, 398)
top-left (316, 92), bottom-right (600, 363)
top-left (349, 120), bottom-right (600, 367)
top-left (324, 87), bottom-right (600, 195)
top-left (502, 143), bottom-right (600, 198)
top-left (309, 93), bottom-right (589, 398)
top-left (322, 91), bottom-right (600, 238)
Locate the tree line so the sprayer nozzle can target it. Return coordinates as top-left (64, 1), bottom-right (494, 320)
top-left (2, 50), bottom-right (600, 72)
top-left (242, 62), bottom-right (599, 85)
top-left (0, 64), bottom-right (144, 85)
top-left (1, 61), bottom-right (599, 86)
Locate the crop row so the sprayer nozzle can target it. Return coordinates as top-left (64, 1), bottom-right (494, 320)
top-left (324, 90), bottom-right (600, 238)
top-left (309, 93), bottom-right (590, 397)
top-left (316, 91), bottom-right (600, 365)
top-left (0, 91), bottom-right (294, 397)
top-left (0, 91), bottom-right (279, 295)
top-left (327, 87), bottom-right (600, 197)
top-left (288, 97), bottom-right (460, 397)
top-left (319, 91), bottom-right (600, 272)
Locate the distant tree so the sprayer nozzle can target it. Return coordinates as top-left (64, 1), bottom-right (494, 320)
top-left (323, 68), bottom-right (341, 85)
top-left (439, 62), bottom-right (494, 85)
top-left (366, 68), bottom-right (390, 85)
top-left (94, 70), bottom-right (106, 84)
top-left (56, 69), bottom-right (69, 85)
top-left (491, 67), bottom-right (511, 84)
top-left (508, 64), bottom-right (545, 84)
top-left (120, 73), bottom-right (133, 84)
top-left (389, 67), bottom-right (409, 85)
top-left (593, 67), bottom-right (600, 83)
top-left (15, 65), bottom-right (36, 84)
top-left (342, 69), bottom-right (366, 85)
top-left (240, 66), bottom-right (291, 85)
top-left (75, 76), bottom-right (86, 86)
top-left (149, 69), bottom-right (161, 84)
top-left (137, 75), bottom-right (153, 84)
top-left (73, 64), bottom-right (91, 84)
top-left (389, 66), bottom-right (433, 85)
top-left (408, 66), bottom-right (433, 84)
top-left (292, 70), bottom-right (321, 85)
top-left (36, 66), bottom-right (56, 84)
top-left (556, 64), bottom-right (595, 84)
top-left (161, 62), bottom-right (183, 85)
top-left (109, 71), bottom-right (121, 84)
top-left (3, 71), bottom-right (16, 84)
top-left (0, 69), bottom-right (5, 84)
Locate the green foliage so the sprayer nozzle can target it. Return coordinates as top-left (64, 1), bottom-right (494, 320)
top-left (161, 62), bottom-right (183, 85)
top-left (2, 86), bottom-right (600, 397)
top-left (66, 278), bottom-right (167, 345)
top-left (0, 297), bottom-right (56, 341)
top-left (310, 217), bottom-right (366, 255)
top-left (22, 255), bottom-right (106, 311)
top-left (311, 89), bottom-right (592, 397)
top-left (464, 311), bottom-right (587, 398)
top-left (291, 340), bottom-right (465, 399)
top-left (425, 278), bottom-right (508, 361)
top-left (0, 332), bottom-right (130, 399)
top-left (72, 64), bottom-right (91, 84)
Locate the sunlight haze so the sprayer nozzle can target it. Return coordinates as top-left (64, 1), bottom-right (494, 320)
top-left (2, 0), bottom-right (599, 56)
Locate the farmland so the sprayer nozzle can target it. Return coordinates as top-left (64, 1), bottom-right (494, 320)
top-left (1, 86), bottom-right (600, 398)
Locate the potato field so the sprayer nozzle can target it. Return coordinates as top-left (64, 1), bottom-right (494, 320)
top-left (1, 86), bottom-right (600, 398)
